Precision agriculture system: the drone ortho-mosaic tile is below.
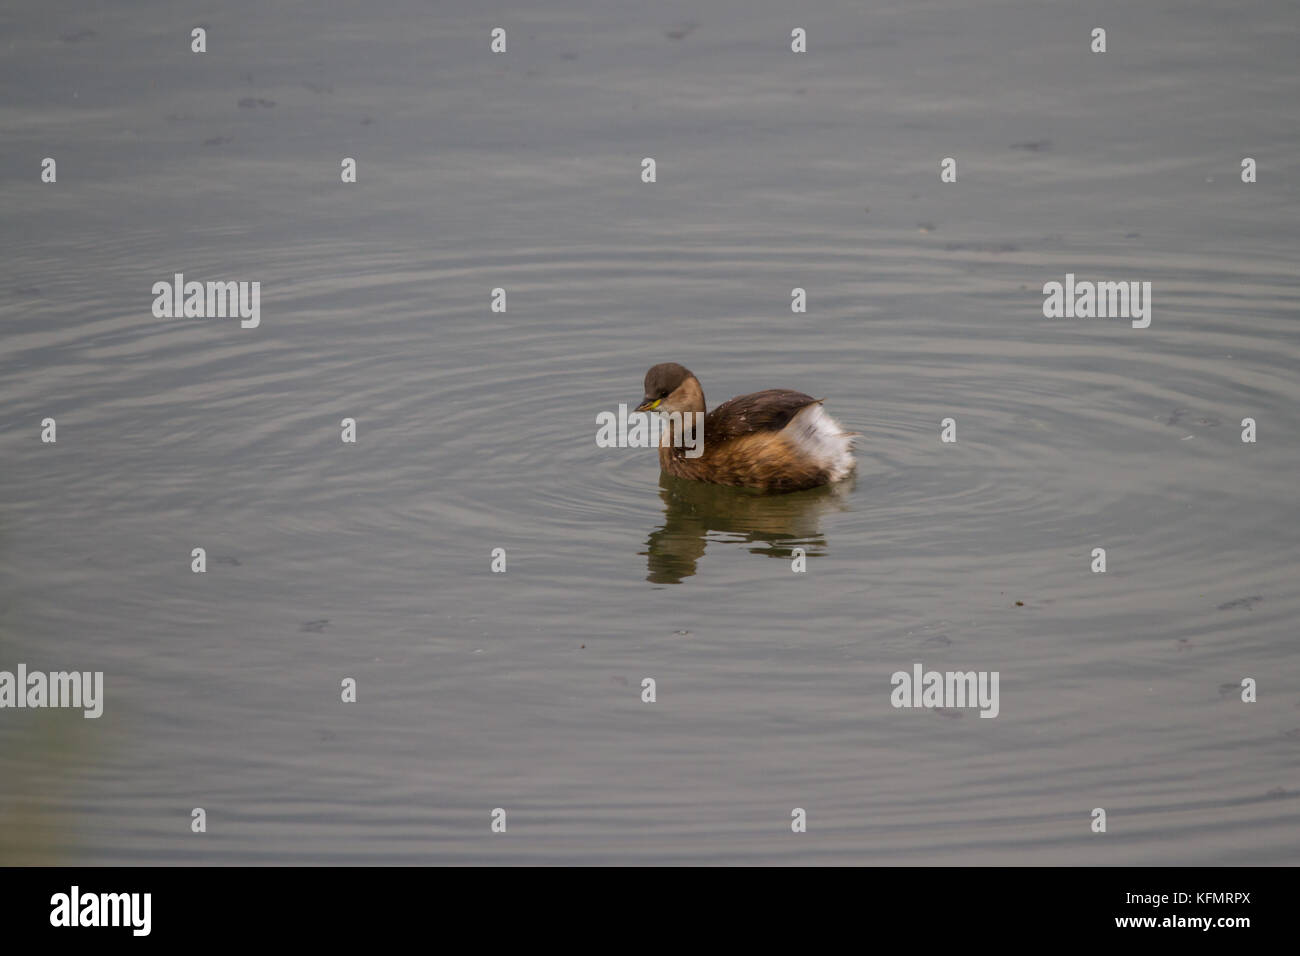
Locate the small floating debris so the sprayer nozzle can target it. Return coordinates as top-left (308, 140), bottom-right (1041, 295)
top-left (1216, 596), bottom-right (1262, 611)
top-left (944, 241), bottom-right (1019, 253)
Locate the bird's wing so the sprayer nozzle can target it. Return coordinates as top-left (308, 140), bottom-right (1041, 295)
top-left (705, 389), bottom-right (821, 442)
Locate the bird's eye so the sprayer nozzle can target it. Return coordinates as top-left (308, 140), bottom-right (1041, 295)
top-left (660, 390), bottom-right (669, 398)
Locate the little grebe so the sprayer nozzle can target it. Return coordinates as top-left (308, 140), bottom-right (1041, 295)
top-left (634, 363), bottom-right (856, 493)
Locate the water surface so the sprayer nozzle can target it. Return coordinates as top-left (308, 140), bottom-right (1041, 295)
top-left (2, 0), bottom-right (1299, 864)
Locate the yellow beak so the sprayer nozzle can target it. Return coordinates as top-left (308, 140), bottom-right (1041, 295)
top-left (635, 398), bottom-right (661, 412)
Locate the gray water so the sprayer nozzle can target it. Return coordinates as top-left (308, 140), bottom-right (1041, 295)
top-left (2, 0), bottom-right (1299, 864)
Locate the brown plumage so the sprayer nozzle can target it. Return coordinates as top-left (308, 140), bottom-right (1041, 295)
top-left (634, 363), bottom-right (856, 493)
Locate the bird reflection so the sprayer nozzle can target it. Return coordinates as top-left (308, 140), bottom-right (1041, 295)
top-left (642, 472), bottom-right (853, 583)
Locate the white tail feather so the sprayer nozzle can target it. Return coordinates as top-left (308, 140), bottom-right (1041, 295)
top-left (787, 403), bottom-right (857, 482)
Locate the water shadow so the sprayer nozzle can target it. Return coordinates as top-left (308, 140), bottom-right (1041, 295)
top-left (642, 473), bottom-right (853, 584)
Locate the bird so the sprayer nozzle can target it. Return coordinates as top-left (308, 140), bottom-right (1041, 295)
top-left (633, 362), bottom-right (856, 493)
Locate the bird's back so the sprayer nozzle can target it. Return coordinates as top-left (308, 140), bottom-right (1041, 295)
top-left (661, 388), bottom-right (855, 492)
